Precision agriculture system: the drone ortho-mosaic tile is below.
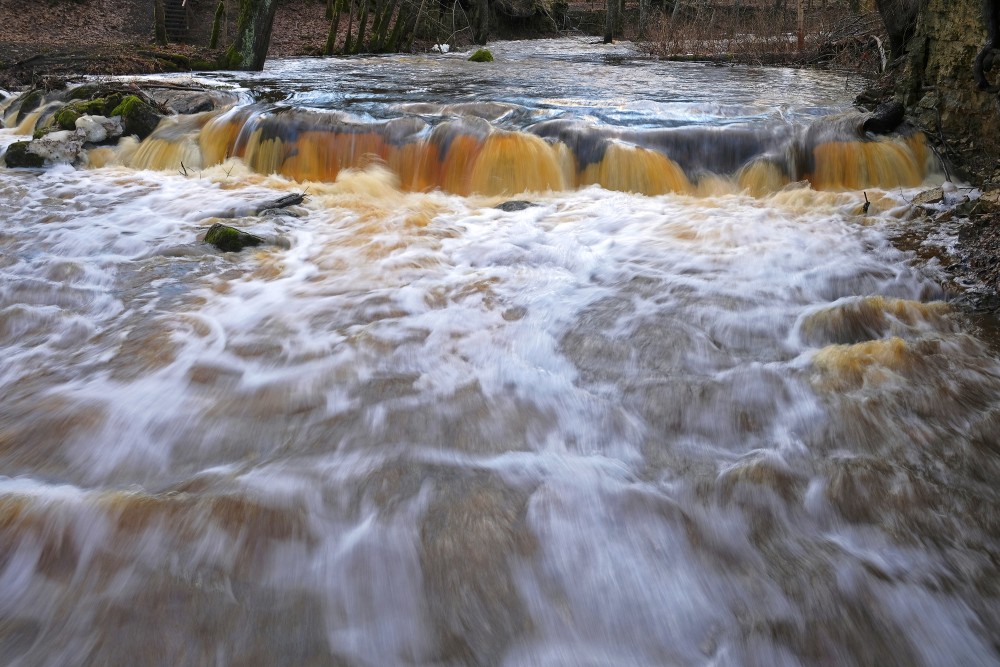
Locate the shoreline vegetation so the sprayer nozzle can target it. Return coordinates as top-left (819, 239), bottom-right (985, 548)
top-left (0, 1), bottom-right (887, 87)
top-left (2, 0), bottom-right (999, 310)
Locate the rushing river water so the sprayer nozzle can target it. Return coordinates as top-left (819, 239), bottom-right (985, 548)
top-left (1, 39), bottom-right (999, 666)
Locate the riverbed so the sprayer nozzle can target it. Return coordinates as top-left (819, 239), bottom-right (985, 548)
top-left (1, 39), bottom-right (998, 666)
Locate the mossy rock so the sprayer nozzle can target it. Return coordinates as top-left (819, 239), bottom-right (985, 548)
top-left (190, 58), bottom-right (220, 71)
top-left (469, 48), bottom-right (494, 63)
top-left (3, 141), bottom-right (45, 168)
top-left (55, 106), bottom-right (82, 131)
top-left (67, 84), bottom-right (102, 101)
top-left (204, 223), bottom-right (265, 252)
top-left (14, 89), bottom-right (44, 124)
top-left (111, 95), bottom-right (163, 140)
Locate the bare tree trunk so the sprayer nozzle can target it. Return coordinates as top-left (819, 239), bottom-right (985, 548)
top-left (154, 0), bottom-right (168, 45)
top-left (405, 0), bottom-right (427, 51)
top-left (672, 0), bottom-right (683, 21)
top-left (797, 0), bottom-right (804, 51)
top-left (471, 0), bottom-right (489, 44)
top-left (223, 0), bottom-right (280, 70)
top-left (873, 0), bottom-right (922, 57)
top-left (343, 0), bottom-right (356, 53)
top-left (604, 0), bottom-right (618, 42)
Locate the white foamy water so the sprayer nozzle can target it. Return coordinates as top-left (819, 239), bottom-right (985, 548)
top-left (1, 40), bottom-right (999, 667)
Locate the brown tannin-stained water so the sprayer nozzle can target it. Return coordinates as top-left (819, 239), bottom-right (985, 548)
top-left (1, 40), bottom-right (998, 666)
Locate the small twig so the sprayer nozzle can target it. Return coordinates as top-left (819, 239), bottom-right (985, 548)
top-left (179, 161), bottom-right (188, 177)
top-left (862, 191), bottom-right (870, 213)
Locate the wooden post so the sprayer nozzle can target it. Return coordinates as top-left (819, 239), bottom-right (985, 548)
top-left (797, 0), bottom-right (804, 52)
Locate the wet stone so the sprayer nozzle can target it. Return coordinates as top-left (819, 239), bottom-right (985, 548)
top-left (495, 200), bottom-right (538, 212)
top-left (204, 223), bottom-right (265, 252)
top-left (2, 141), bottom-right (44, 168)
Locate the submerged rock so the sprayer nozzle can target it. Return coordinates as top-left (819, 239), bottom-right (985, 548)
top-left (495, 200), bottom-right (538, 211)
top-left (204, 223), bottom-right (265, 252)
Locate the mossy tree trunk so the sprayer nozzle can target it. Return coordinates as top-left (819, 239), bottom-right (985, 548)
top-left (223, 0), bottom-right (281, 70)
top-left (325, 0), bottom-right (344, 54)
top-left (210, 1), bottom-right (227, 49)
top-left (352, 0), bottom-right (370, 54)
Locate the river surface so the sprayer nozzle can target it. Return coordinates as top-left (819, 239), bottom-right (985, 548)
top-left (1, 39), bottom-right (999, 666)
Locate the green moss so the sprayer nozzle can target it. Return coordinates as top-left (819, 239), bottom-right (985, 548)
top-left (111, 95), bottom-right (144, 118)
top-left (210, 0), bottom-right (226, 49)
top-left (190, 58), bottom-right (220, 71)
top-left (110, 95), bottom-right (163, 139)
top-left (469, 48), bottom-right (494, 62)
top-left (55, 106), bottom-right (81, 130)
top-left (221, 46), bottom-right (242, 70)
top-left (204, 223), bottom-right (265, 252)
top-left (4, 141), bottom-right (45, 168)
top-left (67, 84), bottom-right (101, 101)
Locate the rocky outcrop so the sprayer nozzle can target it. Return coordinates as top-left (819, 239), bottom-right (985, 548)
top-left (885, 0), bottom-right (1000, 183)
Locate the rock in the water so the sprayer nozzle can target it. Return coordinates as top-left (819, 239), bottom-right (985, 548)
top-left (469, 49), bottom-right (494, 63)
top-left (55, 106), bottom-right (81, 131)
top-left (495, 200), bottom-right (538, 211)
top-left (912, 187), bottom-right (945, 207)
top-left (111, 95), bottom-right (163, 140)
top-left (23, 130), bottom-right (84, 164)
top-left (862, 100), bottom-right (906, 135)
top-left (146, 87), bottom-right (238, 114)
top-left (75, 115), bottom-right (123, 143)
top-left (13, 89), bottom-right (44, 125)
top-left (2, 141), bottom-right (45, 168)
top-left (204, 223), bottom-right (265, 252)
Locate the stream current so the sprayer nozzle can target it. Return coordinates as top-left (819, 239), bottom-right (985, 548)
top-left (1, 39), bottom-right (999, 666)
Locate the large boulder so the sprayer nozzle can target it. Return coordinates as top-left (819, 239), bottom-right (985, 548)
top-left (111, 95), bottom-right (163, 140)
top-left (3, 141), bottom-right (45, 168)
top-left (145, 86), bottom-right (239, 115)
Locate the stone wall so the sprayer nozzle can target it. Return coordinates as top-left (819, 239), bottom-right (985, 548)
top-left (896, 0), bottom-right (1000, 183)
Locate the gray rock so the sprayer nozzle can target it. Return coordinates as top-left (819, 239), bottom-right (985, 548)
top-left (146, 87), bottom-right (239, 115)
top-left (495, 200), bottom-right (539, 212)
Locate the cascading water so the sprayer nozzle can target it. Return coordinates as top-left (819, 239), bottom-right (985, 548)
top-left (1, 39), bottom-right (998, 666)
